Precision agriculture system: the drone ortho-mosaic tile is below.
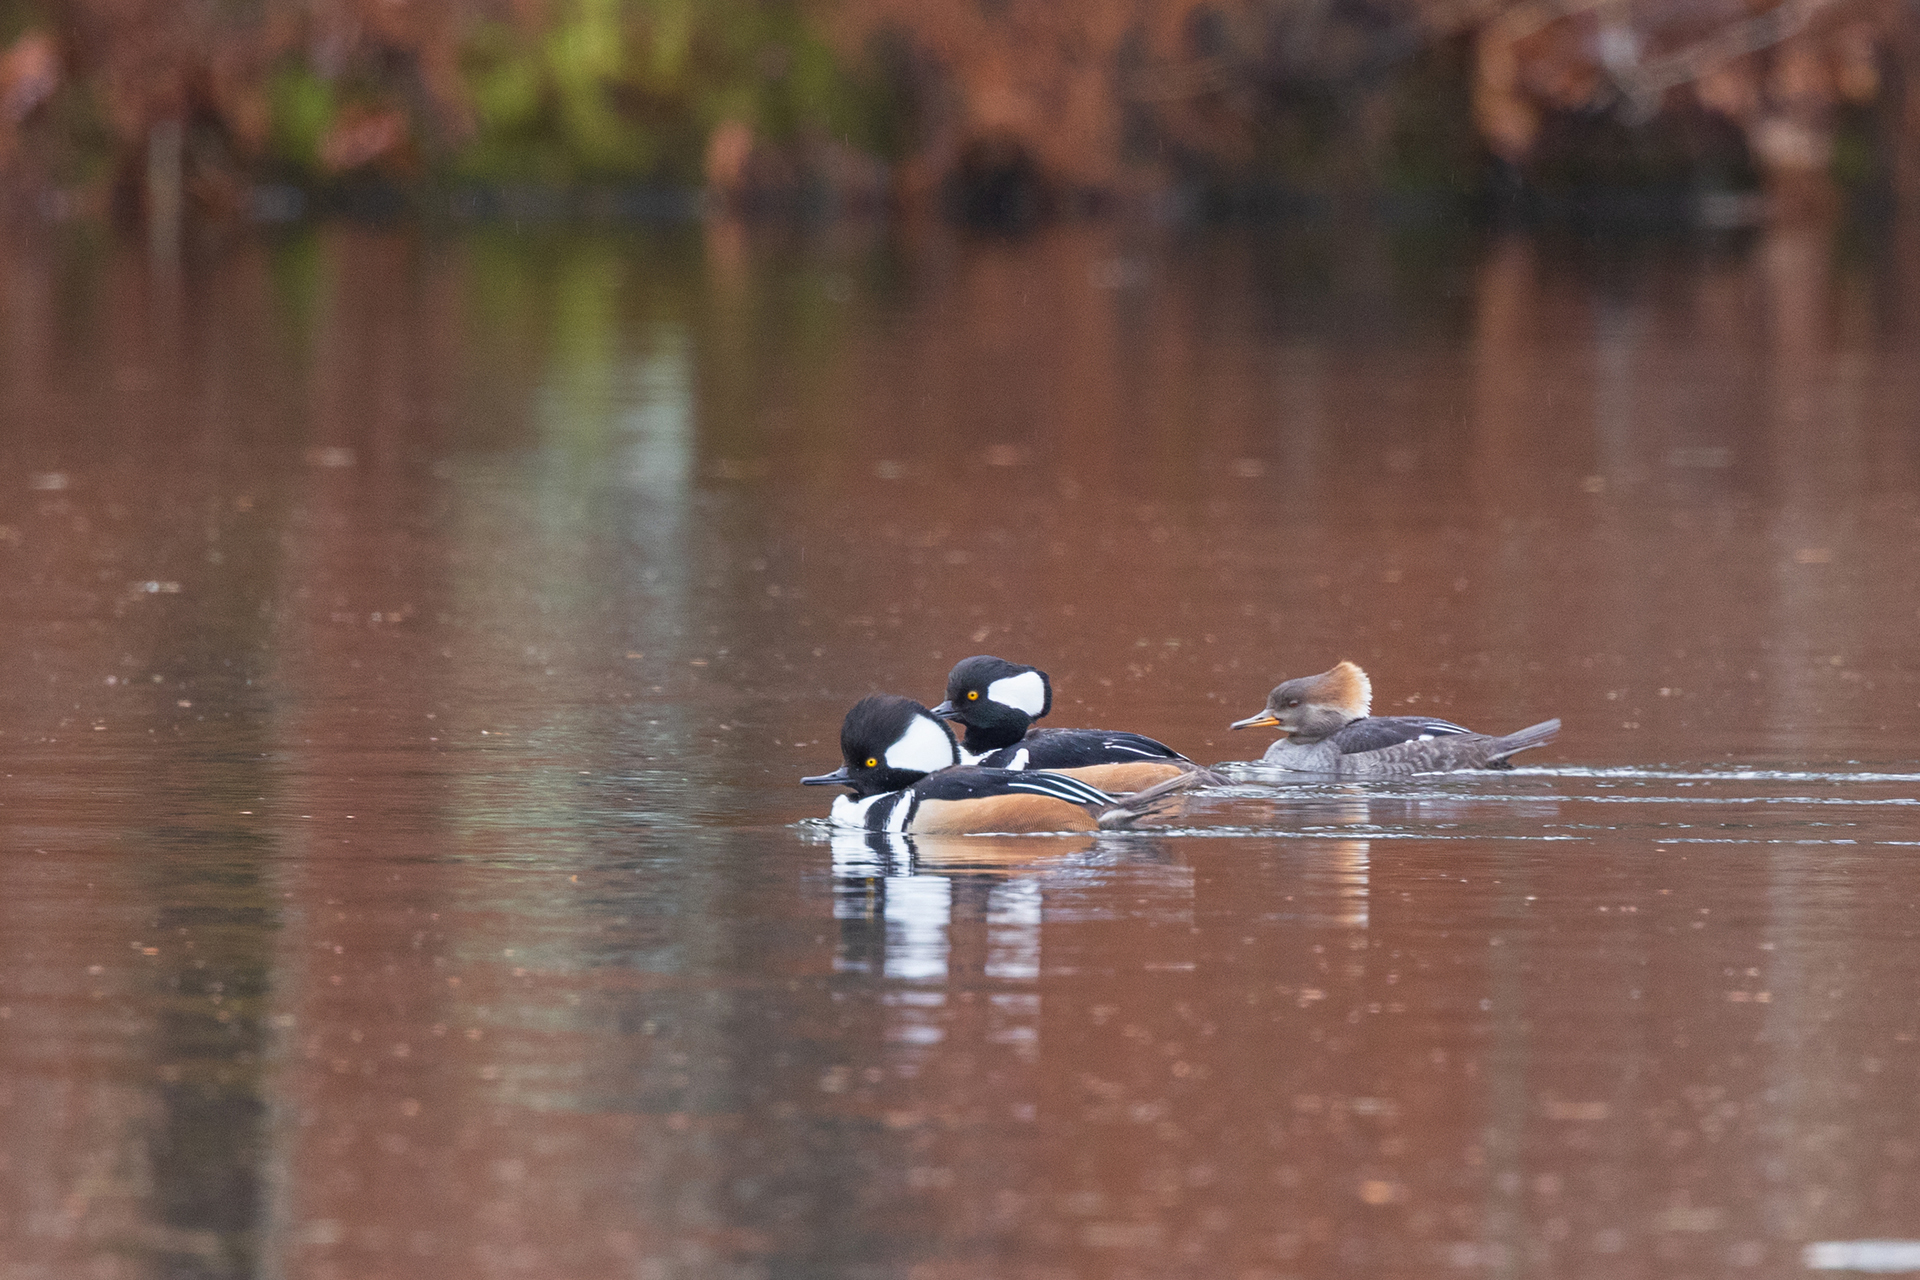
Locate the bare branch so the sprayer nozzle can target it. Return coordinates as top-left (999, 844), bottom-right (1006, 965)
top-left (1610, 0), bottom-right (1849, 117)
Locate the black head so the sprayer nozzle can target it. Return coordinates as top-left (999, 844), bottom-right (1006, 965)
top-left (928, 654), bottom-right (1054, 753)
top-left (800, 694), bottom-right (960, 798)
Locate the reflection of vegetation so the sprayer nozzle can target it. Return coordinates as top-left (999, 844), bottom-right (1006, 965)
top-left (264, 229), bottom-right (328, 358)
top-left (545, 240), bottom-right (630, 445)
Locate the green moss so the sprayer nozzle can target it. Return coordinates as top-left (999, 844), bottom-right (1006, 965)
top-left (447, 0), bottom-right (883, 187)
top-left (267, 65), bottom-right (335, 170)
top-left (545, 0), bottom-right (645, 172)
top-left (467, 25), bottom-right (544, 134)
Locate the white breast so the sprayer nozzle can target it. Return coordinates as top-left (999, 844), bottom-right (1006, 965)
top-left (831, 793), bottom-right (884, 828)
top-left (831, 790), bottom-right (915, 831)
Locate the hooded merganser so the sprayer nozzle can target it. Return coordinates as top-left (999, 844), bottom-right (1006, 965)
top-left (1229, 660), bottom-right (1561, 776)
top-left (928, 655), bottom-right (1197, 792)
top-left (803, 694), bottom-right (1199, 833)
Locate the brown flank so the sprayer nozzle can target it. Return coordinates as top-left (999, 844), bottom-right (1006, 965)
top-left (1050, 760), bottom-right (1191, 792)
top-left (913, 794), bottom-right (1100, 834)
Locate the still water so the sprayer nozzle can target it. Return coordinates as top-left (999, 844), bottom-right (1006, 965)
top-left (1, 217), bottom-right (1918, 1279)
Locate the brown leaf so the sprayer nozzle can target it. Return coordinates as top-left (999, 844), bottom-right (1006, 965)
top-left (1, 31), bottom-right (60, 125)
top-left (320, 106), bottom-right (409, 173)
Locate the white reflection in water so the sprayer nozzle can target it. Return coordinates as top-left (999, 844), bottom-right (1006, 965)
top-left (619, 330), bottom-right (694, 501)
top-left (1804, 1241), bottom-right (1920, 1272)
top-left (882, 990), bottom-right (947, 1058)
top-left (1331, 840), bottom-right (1370, 929)
top-left (990, 993), bottom-right (1041, 1062)
top-left (882, 875), bottom-right (951, 982)
top-left (985, 879), bottom-right (1042, 981)
top-left (830, 830), bottom-right (912, 879)
top-left (830, 832), bottom-right (927, 977)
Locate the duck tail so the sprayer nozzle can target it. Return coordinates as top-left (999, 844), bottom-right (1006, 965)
top-left (1177, 760), bottom-right (1231, 786)
top-left (1486, 718), bottom-right (1561, 764)
top-left (1096, 766), bottom-right (1222, 830)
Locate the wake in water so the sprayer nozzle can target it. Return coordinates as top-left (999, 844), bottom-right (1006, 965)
top-left (1521, 765), bottom-right (1920, 784)
top-left (1217, 761), bottom-right (1920, 787)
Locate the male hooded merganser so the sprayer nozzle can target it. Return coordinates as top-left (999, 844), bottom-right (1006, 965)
top-left (1229, 660), bottom-right (1560, 776)
top-left (803, 694), bottom-right (1199, 833)
top-left (928, 655), bottom-right (1197, 792)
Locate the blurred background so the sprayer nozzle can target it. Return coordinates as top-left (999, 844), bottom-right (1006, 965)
top-left (6, 4), bottom-right (1920, 1280)
top-left (0, 0), bottom-right (1916, 231)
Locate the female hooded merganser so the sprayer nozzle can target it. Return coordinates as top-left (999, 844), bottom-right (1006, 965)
top-left (928, 655), bottom-right (1197, 792)
top-left (803, 694), bottom-right (1199, 833)
top-left (1229, 660), bottom-right (1560, 777)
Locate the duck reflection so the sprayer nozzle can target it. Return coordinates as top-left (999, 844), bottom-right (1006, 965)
top-left (829, 831), bottom-right (1100, 983)
top-left (828, 831), bottom-right (1195, 977)
top-left (1326, 839), bottom-right (1371, 930)
top-left (1282, 792), bottom-right (1372, 929)
top-left (985, 878), bottom-right (1041, 982)
top-left (1298, 789), bottom-right (1376, 833)
top-left (828, 830), bottom-right (1194, 1098)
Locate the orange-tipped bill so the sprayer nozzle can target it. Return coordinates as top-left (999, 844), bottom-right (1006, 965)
top-left (1230, 710), bottom-right (1281, 731)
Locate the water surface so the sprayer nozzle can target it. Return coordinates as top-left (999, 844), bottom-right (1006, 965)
top-left (2, 218), bottom-right (1918, 1278)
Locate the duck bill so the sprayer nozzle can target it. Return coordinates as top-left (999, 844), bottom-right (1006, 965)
top-left (928, 700), bottom-right (961, 719)
top-left (1229, 710), bottom-right (1281, 731)
top-left (801, 765), bottom-right (852, 787)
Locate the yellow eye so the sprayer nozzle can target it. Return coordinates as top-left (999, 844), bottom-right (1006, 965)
top-left (966, 690), bottom-right (979, 701)
top-left (865, 757), bottom-right (878, 768)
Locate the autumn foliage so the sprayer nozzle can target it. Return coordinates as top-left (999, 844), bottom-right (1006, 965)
top-left (0, 0), bottom-right (1915, 221)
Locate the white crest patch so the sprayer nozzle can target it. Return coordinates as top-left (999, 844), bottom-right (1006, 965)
top-left (1005, 748), bottom-right (1030, 771)
top-left (987, 670), bottom-right (1047, 717)
top-left (885, 713), bottom-right (958, 773)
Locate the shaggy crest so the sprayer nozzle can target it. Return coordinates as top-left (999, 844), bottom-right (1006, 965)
top-left (1313, 661), bottom-right (1373, 717)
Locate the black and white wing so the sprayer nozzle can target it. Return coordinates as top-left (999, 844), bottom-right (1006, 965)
top-left (978, 728), bottom-right (1187, 772)
top-left (914, 766), bottom-right (1117, 809)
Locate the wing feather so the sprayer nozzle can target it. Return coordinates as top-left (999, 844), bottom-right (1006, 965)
top-left (979, 728), bottom-right (1187, 770)
top-left (1003, 770), bottom-right (1117, 808)
top-left (1330, 716), bottom-right (1473, 754)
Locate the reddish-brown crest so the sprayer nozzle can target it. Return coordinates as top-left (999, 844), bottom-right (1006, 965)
top-left (1313, 661), bottom-right (1373, 717)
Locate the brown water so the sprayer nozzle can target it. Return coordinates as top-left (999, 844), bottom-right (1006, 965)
top-left (2, 218), bottom-right (1919, 1280)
